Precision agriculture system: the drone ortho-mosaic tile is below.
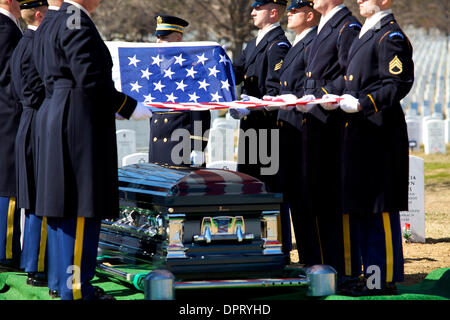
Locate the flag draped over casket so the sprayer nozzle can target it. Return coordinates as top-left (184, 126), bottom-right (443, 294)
top-left (106, 41), bottom-right (237, 109)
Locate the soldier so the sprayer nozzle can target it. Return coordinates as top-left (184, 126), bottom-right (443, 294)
top-left (0, 0), bottom-right (22, 270)
top-left (231, 0), bottom-right (290, 189)
top-left (10, 0), bottom-right (48, 287)
top-left (275, 0), bottom-right (321, 265)
top-left (32, 0), bottom-right (152, 300)
top-left (149, 15), bottom-right (210, 168)
top-left (335, 0), bottom-right (414, 296)
top-left (298, 0), bottom-right (362, 287)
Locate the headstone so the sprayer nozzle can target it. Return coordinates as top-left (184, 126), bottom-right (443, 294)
top-left (207, 127), bottom-right (235, 162)
top-left (116, 119), bottom-right (150, 151)
top-left (406, 117), bottom-right (421, 151)
top-left (423, 119), bottom-right (446, 154)
top-left (206, 160), bottom-right (237, 171)
top-left (122, 152), bottom-right (148, 167)
top-left (400, 156), bottom-right (425, 243)
top-left (116, 129), bottom-right (136, 166)
top-left (445, 119), bottom-right (450, 144)
top-left (212, 118), bottom-right (236, 130)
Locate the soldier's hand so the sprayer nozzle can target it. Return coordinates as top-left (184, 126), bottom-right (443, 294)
top-left (296, 94), bottom-right (315, 113)
top-left (339, 94), bottom-right (360, 113)
top-left (229, 108), bottom-right (251, 119)
top-left (277, 94), bottom-right (298, 110)
top-left (131, 102), bottom-right (153, 120)
top-left (321, 94), bottom-right (340, 110)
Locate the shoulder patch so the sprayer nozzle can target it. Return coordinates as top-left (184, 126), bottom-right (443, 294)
top-left (348, 23), bottom-right (361, 30)
top-left (388, 31), bottom-right (405, 40)
top-left (277, 41), bottom-right (291, 48)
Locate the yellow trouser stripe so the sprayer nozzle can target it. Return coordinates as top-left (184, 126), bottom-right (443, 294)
top-left (315, 217), bottom-right (324, 264)
top-left (73, 217), bottom-right (85, 300)
top-left (382, 212), bottom-right (394, 283)
top-left (37, 217), bottom-right (47, 272)
top-left (342, 213), bottom-right (352, 276)
top-left (6, 197), bottom-right (16, 259)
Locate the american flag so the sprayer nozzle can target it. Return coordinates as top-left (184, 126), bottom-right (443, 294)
top-left (116, 41), bottom-right (237, 106)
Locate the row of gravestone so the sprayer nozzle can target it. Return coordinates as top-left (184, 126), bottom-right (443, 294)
top-left (406, 114), bottom-right (449, 154)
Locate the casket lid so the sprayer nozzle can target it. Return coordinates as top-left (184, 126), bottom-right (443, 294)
top-left (118, 163), bottom-right (282, 207)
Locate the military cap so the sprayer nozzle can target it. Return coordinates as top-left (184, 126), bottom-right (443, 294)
top-left (154, 15), bottom-right (189, 37)
top-left (251, 0), bottom-right (288, 8)
top-left (19, 0), bottom-right (48, 9)
top-left (287, 0), bottom-right (314, 10)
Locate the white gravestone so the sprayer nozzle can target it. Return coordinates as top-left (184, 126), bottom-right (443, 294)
top-left (207, 127), bottom-right (235, 162)
top-left (400, 156), bottom-right (425, 243)
top-left (207, 160), bottom-right (237, 171)
top-left (116, 129), bottom-right (136, 167)
top-left (406, 117), bottom-right (421, 151)
top-left (445, 119), bottom-right (450, 144)
top-left (122, 153), bottom-right (148, 167)
top-left (423, 119), bottom-right (446, 154)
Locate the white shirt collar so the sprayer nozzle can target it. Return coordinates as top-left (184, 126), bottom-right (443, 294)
top-left (48, 5), bottom-right (60, 10)
top-left (359, 9), bottom-right (392, 38)
top-left (64, 0), bottom-right (91, 19)
top-left (292, 26), bottom-right (314, 47)
top-left (256, 22), bottom-right (280, 46)
top-left (317, 4), bottom-right (345, 34)
top-left (0, 7), bottom-right (21, 30)
top-left (27, 25), bottom-right (38, 31)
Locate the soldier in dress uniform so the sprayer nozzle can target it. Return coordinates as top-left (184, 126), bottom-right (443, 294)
top-left (0, 0), bottom-right (23, 269)
top-left (334, 0), bottom-right (414, 296)
top-left (274, 0), bottom-right (321, 266)
top-left (298, 0), bottom-right (362, 287)
top-left (31, 0), bottom-right (63, 299)
top-left (231, 0), bottom-right (290, 190)
top-left (9, 0), bottom-right (48, 287)
top-left (149, 14), bottom-right (211, 168)
top-left (32, 0), bottom-right (152, 300)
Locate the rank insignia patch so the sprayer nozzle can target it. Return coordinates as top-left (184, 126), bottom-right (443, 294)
top-left (389, 55), bottom-right (403, 75)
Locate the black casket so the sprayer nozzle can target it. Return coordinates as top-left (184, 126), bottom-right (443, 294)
top-left (99, 163), bottom-right (286, 280)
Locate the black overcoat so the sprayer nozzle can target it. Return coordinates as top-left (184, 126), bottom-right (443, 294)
top-left (0, 13), bottom-right (22, 198)
top-left (33, 3), bottom-right (136, 219)
top-left (339, 14), bottom-right (414, 213)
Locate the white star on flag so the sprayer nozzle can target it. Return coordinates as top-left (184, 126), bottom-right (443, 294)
top-left (219, 54), bottom-right (229, 64)
top-left (176, 80), bottom-right (188, 92)
top-left (198, 79), bottom-right (210, 91)
top-left (163, 67), bottom-right (175, 79)
top-left (128, 55), bottom-right (140, 67)
top-left (196, 53), bottom-right (208, 65)
top-left (143, 93), bottom-right (156, 103)
top-left (166, 92), bottom-right (178, 103)
top-left (153, 80), bottom-right (165, 92)
top-left (130, 81), bottom-right (142, 93)
top-left (186, 66), bottom-right (198, 78)
top-left (211, 91), bottom-right (222, 102)
top-left (221, 79), bottom-right (231, 91)
top-left (208, 65), bottom-right (220, 78)
top-left (174, 54), bottom-right (186, 66)
top-left (188, 92), bottom-right (200, 103)
top-left (151, 54), bottom-right (163, 66)
top-left (141, 68), bottom-right (152, 80)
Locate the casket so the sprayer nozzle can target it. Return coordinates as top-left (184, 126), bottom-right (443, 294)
top-left (99, 163), bottom-right (286, 280)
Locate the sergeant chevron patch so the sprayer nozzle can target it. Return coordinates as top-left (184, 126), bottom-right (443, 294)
top-left (274, 60), bottom-right (283, 71)
top-left (389, 55), bottom-right (403, 75)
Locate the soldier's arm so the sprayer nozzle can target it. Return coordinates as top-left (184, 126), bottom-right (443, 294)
top-left (61, 18), bottom-right (137, 119)
top-left (359, 31), bottom-right (414, 119)
top-left (265, 40), bottom-right (290, 96)
top-left (233, 47), bottom-right (247, 86)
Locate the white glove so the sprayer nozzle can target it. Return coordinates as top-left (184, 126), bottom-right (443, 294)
top-left (262, 95), bottom-right (278, 111)
top-left (339, 94), bottom-right (360, 113)
top-left (115, 113), bottom-right (125, 120)
top-left (131, 102), bottom-right (153, 120)
top-left (277, 94), bottom-right (298, 110)
top-left (320, 94), bottom-right (340, 111)
top-left (240, 94), bottom-right (261, 102)
top-left (296, 94), bottom-right (316, 113)
top-left (229, 107), bottom-right (250, 119)
top-left (190, 150), bottom-right (205, 167)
